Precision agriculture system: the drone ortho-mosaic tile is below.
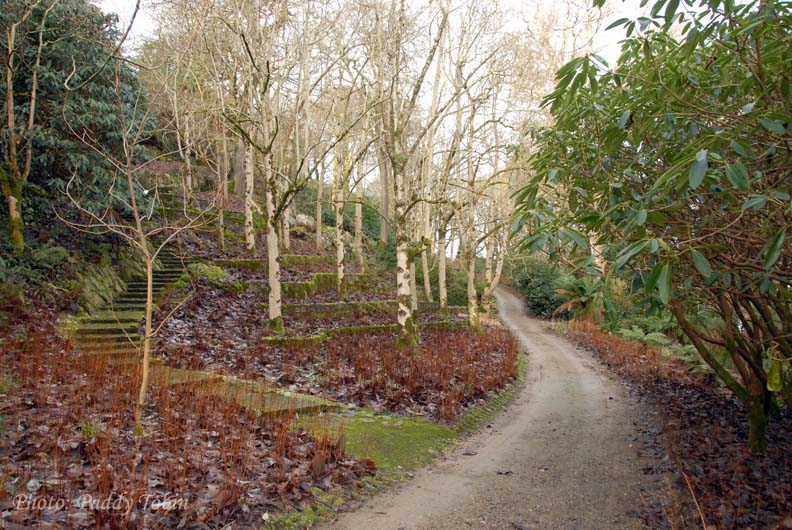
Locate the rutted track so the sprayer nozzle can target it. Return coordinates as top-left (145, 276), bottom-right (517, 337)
top-left (325, 286), bottom-right (666, 530)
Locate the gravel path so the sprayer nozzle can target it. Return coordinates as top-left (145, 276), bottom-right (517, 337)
top-left (324, 286), bottom-right (667, 530)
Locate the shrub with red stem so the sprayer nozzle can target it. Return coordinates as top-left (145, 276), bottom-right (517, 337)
top-left (0, 307), bottom-right (373, 529)
top-left (322, 327), bottom-right (518, 420)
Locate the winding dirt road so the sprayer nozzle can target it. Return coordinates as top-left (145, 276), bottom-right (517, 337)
top-left (325, 286), bottom-right (666, 530)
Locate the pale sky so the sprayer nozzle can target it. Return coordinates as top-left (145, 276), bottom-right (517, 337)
top-left (99, 0), bottom-right (645, 63)
top-left (98, 0), bottom-right (157, 48)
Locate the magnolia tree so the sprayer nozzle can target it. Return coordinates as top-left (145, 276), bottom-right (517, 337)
top-left (517, 0), bottom-right (791, 452)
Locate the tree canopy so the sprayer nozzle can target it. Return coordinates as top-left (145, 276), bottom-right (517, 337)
top-left (516, 0), bottom-right (791, 451)
top-left (1, 0), bottom-right (151, 251)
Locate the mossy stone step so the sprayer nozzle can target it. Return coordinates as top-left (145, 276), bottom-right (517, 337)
top-left (73, 334), bottom-right (140, 344)
top-left (76, 324), bottom-right (139, 334)
top-left (114, 293), bottom-right (153, 300)
top-left (82, 310), bottom-right (144, 321)
top-left (124, 286), bottom-right (169, 294)
top-left (75, 345), bottom-right (140, 356)
top-left (261, 319), bottom-right (469, 347)
top-left (113, 301), bottom-right (149, 308)
top-left (71, 251), bottom-right (191, 362)
top-left (149, 365), bottom-right (223, 387)
top-left (81, 317), bottom-right (141, 326)
top-left (101, 304), bottom-right (151, 311)
top-left (126, 280), bottom-right (177, 287)
top-left (273, 300), bottom-right (397, 317)
top-left (159, 257), bottom-right (196, 263)
top-left (206, 378), bottom-right (341, 416)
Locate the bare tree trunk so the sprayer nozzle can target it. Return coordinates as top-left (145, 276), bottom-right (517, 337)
top-left (420, 197), bottom-right (432, 301)
top-left (334, 141), bottom-right (347, 296)
top-left (217, 133), bottom-right (228, 252)
top-left (265, 155), bottom-right (284, 333)
top-left (283, 203), bottom-right (291, 250)
top-left (244, 143), bottom-right (256, 251)
top-left (334, 185), bottom-right (346, 297)
top-left (395, 168), bottom-right (416, 347)
top-left (316, 158), bottom-right (324, 251)
top-left (233, 139), bottom-right (245, 196)
top-left (410, 260), bottom-right (418, 311)
top-left (438, 223), bottom-right (448, 310)
top-left (135, 256), bottom-right (154, 433)
top-left (278, 144), bottom-right (290, 251)
top-left (3, 184), bottom-right (24, 251)
top-left (421, 249), bottom-right (432, 302)
top-left (482, 235), bottom-right (505, 314)
top-left (466, 249), bottom-right (480, 331)
top-left (354, 168), bottom-right (365, 271)
top-left (482, 235), bottom-right (494, 311)
top-left (183, 118), bottom-right (193, 193)
top-left (377, 141), bottom-right (390, 246)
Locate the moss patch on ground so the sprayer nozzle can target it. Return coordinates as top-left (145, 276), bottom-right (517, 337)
top-left (261, 320), bottom-right (470, 345)
top-left (187, 263), bottom-right (244, 293)
top-left (273, 349), bottom-right (527, 528)
top-left (344, 410), bottom-right (456, 475)
top-left (263, 488), bottom-right (345, 530)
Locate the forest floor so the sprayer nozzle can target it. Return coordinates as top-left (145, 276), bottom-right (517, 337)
top-left (323, 286), bottom-right (672, 530)
top-left (565, 320), bottom-right (792, 529)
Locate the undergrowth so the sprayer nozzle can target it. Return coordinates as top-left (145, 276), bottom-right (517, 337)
top-left (0, 309), bottom-right (372, 529)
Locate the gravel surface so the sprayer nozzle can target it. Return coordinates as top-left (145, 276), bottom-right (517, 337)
top-left (324, 286), bottom-right (670, 530)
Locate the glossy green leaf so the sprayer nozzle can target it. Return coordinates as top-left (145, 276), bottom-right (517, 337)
top-left (606, 18), bottom-right (629, 30)
top-left (764, 230), bottom-right (785, 270)
top-left (561, 228), bottom-right (589, 249)
top-left (618, 110), bottom-right (631, 129)
top-left (691, 250), bottom-right (713, 278)
top-left (664, 0), bottom-right (679, 24)
top-left (760, 118), bottom-right (786, 134)
top-left (658, 263), bottom-right (672, 303)
top-left (741, 194), bottom-right (767, 211)
top-left (729, 139), bottom-right (746, 155)
top-left (615, 240), bottom-right (649, 269)
top-left (725, 162), bottom-right (749, 191)
top-left (688, 151), bottom-right (708, 189)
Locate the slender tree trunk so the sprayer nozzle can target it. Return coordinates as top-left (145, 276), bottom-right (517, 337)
top-left (334, 185), bottom-right (346, 297)
top-left (421, 249), bottom-right (432, 302)
top-left (283, 203), bottom-right (291, 250)
top-left (438, 223), bottom-right (448, 310)
top-left (265, 155), bottom-right (284, 333)
top-left (482, 237), bottom-right (505, 314)
top-left (233, 139), bottom-right (245, 196)
top-left (316, 158), bottom-right (324, 251)
top-left (410, 258), bottom-right (418, 307)
top-left (244, 143), bottom-right (256, 251)
top-left (354, 171), bottom-right (365, 271)
top-left (217, 134), bottom-right (228, 252)
top-left (135, 256), bottom-right (154, 433)
top-left (3, 182), bottom-right (24, 252)
top-left (466, 250), bottom-right (480, 331)
top-left (377, 142), bottom-right (390, 246)
top-left (183, 118), bottom-right (193, 193)
top-left (394, 167), bottom-right (416, 347)
top-left (482, 236), bottom-right (494, 312)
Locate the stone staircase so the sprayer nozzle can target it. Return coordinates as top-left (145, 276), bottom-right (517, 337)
top-left (72, 253), bottom-right (193, 359)
top-left (70, 250), bottom-right (338, 415)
